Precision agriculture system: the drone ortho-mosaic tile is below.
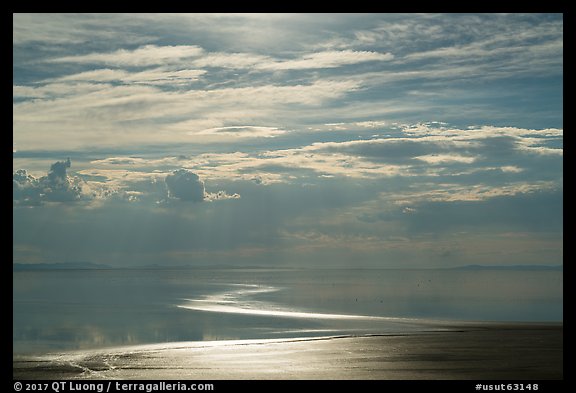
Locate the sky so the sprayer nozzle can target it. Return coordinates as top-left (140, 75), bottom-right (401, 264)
top-left (13, 13), bottom-right (563, 268)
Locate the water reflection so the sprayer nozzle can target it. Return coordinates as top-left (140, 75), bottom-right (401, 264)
top-left (13, 268), bottom-right (563, 354)
top-left (178, 284), bottom-right (417, 321)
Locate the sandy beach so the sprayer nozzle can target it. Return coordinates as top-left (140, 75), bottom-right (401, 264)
top-left (13, 322), bottom-right (562, 380)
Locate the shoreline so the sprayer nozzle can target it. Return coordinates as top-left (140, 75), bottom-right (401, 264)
top-left (13, 322), bottom-right (563, 380)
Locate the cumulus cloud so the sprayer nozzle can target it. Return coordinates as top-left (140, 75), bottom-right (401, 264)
top-left (13, 169), bottom-right (40, 205)
top-left (205, 190), bottom-right (241, 201)
top-left (48, 158), bottom-right (71, 182)
top-left (14, 163), bottom-right (242, 206)
top-left (165, 169), bottom-right (206, 202)
top-left (13, 158), bottom-right (84, 205)
top-left (164, 169), bottom-right (242, 203)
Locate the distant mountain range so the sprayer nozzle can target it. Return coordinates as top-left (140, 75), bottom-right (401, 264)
top-left (13, 262), bottom-right (113, 271)
top-left (450, 264), bottom-right (563, 271)
top-left (13, 262), bottom-right (563, 271)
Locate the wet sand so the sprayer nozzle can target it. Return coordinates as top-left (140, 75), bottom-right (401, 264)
top-left (13, 323), bottom-right (562, 380)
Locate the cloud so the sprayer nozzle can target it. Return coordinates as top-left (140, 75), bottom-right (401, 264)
top-left (402, 123), bottom-right (564, 139)
top-left (15, 15), bottom-right (562, 153)
top-left (47, 44), bottom-right (392, 72)
top-left (400, 189), bottom-right (563, 235)
top-left (12, 14), bottom-right (563, 270)
top-left (385, 181), bottom-right (560, 205)
top-left (193, 125), bottom-right (286, 138)
top-left (14, 161), bottom-right (242, 207)
top-left (49, 44), bottom-right (205, 67)
top-left (205, 190), bottom-right (241, 202)
top-left (401, 17), bottom-right (562, 66)
top-left (13, 158), bottom-right (84, 205)
top-left (13, 13), bottom-right (158, 46)
top-left (191, 52), bottom-right (272, 69)
top-left (413, 154), bottom-right (477, 165)
top-left (256, 50), bottom-right (394, 70)
top-left (13, 76), bottom-right (362, 150)
top-left (48, 158), bottom-right (71, 181)
top-left (56, 68), bottom-right (207, 86)
top-left (195, 49), bottom-right (393, 71)
top-left (13, 169), bottom-right (41, 205)
top-left (165, 169), bottom-right (206, 202)
top-left (70, 121), bottom-right (561, 190)
top-left (164, 169), bottom-right (242, 203)
top-left (309, 137), bottom-right (475, 163)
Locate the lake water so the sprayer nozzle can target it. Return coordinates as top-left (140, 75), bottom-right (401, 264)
top-left (13, 268), bottom-right (563, 354)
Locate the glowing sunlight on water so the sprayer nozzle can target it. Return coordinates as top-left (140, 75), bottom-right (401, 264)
top-left (178, 284), bottom-right (422, 322)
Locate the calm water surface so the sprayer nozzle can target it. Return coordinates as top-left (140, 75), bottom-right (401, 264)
top-left (13, 268), bottom-right (563, 354)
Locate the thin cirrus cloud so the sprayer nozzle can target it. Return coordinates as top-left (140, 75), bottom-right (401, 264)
top-left (14, 14), bottom-right (562, 152)
top-left (193, 126), bottom-right (286, 138)
top-left (255, 50), bottom-right (394, 70)
top-left (47, 45), bottom-right (393, 71)
top-left (13, 77), bottom-right (363, 150)
top-left (189, 50), bottom-right (394, 70)
top-left (55, 68), bottom-right (207, 86)
top-left (47, 44), bottom-right (206, 67)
